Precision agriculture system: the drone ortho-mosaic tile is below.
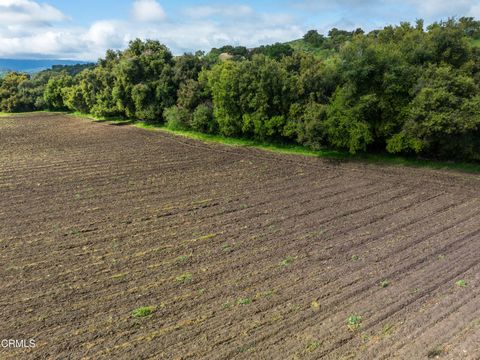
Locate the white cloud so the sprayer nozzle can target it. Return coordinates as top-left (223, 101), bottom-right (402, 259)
top-left (0, 29), bottom-right (85, 59)
top-left (288, 0), bottom-right (480, 38)
top-left (7, 0), bottom-right (480, 60)
top-left (0, 0), bottom-right (77, 58)
top-left (406, 0), bottom-right (474, 18)
top-left (146, 20), bottom-right (303, 54)
top-left (132, 0), bottom-right (166, 22)
top-left (0, 0), bottom-right (67, 25)
top-left (175, 4), bottom-right (301, 51)
top-left (183, 5), bottom-right (253, 19)
top-left (84, 21), bottom-right (125, 48)
top-left (0, 0), bottom-right (303, 59)
top-left (470, 4), bottom-right (480, 17)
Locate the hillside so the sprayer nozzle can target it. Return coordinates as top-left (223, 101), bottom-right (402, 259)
top-left (0, 59), bottom-right (89, 74)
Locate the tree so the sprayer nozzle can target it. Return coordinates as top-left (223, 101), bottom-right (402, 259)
top-left (112, 39), bottom-right (176, 121)
top-left (427, 20), bottom-right (472, 68)
top-left (0, 20), bottom-right (478, 162)
top-left (251, 43), bottom-right (294, 60)
top-left (44, 74), bottom-right (73, 110)
top-left (0, 72), bottom-right (31, 112)
top-left (173, 53), bottom-right (205, 85)
top-left (326, 28), bottom-right (355, 49)
top-left (458, 17), bottom-right (480, 38)
top-left (324, 87), bottom-right (374, 153)
top-left (191, 103), bottom-right (216, 133)
top-left (387, 65), bottom-right (480, 160)
top-left (207, 54), bottom-right (296, 139)
top-left (303, 30), bottom-right (325, 47)
top-left (90, 54), bottom-right (121, 117)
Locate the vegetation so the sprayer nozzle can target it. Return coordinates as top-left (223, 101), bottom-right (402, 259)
top-left (131, 306), bottom-right (156, 318)
top-left (427, 347), bottom-right (445, 358)
top-left (280, 256), bottom-right (295, 266)
top-left (237, 298), bottom-right (253, 305)
top-left (1, 18), bottom-right (480, 162)
top-left (305, 340), bottom-right (322, 353)
top-left (175, 255), bottom-right (191, 264)
top-left (72, 111), bottom-right (480, 173)
top-left (347, 314), bottom-right (363, 330)
top-left (380, 280), bottom-right (391, 288)
top-left (175, 272), bottom-right (193, 284)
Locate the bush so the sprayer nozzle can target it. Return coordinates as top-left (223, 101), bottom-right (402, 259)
top-left (191, 104), bottom-right (216, 133)
top-left (163, 106), bottom-right (191, 130)
top-left (387, 65), bottom-right (480, 160)
top-left (324, 88), bottom-right (374, 153)
top-left (296, 102), bottom-right (328, 149)
top-left (0, 72), bottom-right (31, 112)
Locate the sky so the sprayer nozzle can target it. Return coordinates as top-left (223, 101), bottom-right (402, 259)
top-left (1, 0), bottom-right (479, 60)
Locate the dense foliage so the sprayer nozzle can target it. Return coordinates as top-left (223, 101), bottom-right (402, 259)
top-left (1, 18), bottom-right (479, 161)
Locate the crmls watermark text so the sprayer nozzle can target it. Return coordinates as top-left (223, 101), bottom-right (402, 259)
top-left (1, 339), bottom-right (36, 348)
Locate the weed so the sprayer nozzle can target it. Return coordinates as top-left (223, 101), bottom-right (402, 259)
top-left (263, 290), bottom-right (275, 298)
top-left (382, 324), bottom-right (394, 336)
top-left (254, 290), bottom-right (276, 299)
top-left (347, 314), bottom-right (362, 331)
top-left (222, 301), bottom-right (232, 309)
top-left (222, 244), bottom-right (234, 253)
top-left (237, 342), bottom-right (255, 353)
top-left (427, 347), bottom-right (444, 358)
top-left (456, 279), bottom-right (467, 287)
top-left (175, 255), bottom-right (191, 264)
top-left (280, 256), bottom-right (295, 266)
top-left (311, 300), bottom-right (320, 310)
top-left (111, 272), bottom-right (128, 280)
top-left (175, 272), bottom-right (192, 284)
top-left (379, 280), bottom-right (390, 288)
top-left (132, 306), bottom-right (156, 318)
top-left (351, 255), bottom-right (359, 261)
top-left (306, 340), bottom-right (321, 353)
top-left (70, 228), bottom-right (81, 236)
top-left (197, 233), bottom-right (217, 241)
top-left (198, 288), bottom-right (206, 294)
top-left (237, 298), bottom-right (252, 305)
top-left (290, 303), bottom-right (301, 311)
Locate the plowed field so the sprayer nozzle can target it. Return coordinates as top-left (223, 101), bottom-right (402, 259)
top-left (1, 113), bottom-right (480, 359)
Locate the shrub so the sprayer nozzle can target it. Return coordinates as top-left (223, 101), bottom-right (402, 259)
top-left (163, 106), bottom-right (191, 130)
top-left (191, 103), bottom-right (216, 133)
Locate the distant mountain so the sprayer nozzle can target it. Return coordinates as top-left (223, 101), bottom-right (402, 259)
top-left (0, 59), bottom-right (90, 74)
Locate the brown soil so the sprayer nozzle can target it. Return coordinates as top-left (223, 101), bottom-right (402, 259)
top-left (1, 113), bottom-right (480, 360)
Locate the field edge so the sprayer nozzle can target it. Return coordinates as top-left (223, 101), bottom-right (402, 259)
top-left (3, 110), bottom-right (479, 174)
top-left (72, 112), bottom-right (480, 175)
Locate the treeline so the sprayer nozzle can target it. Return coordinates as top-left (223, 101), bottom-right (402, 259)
top-left (1, 18), bottom-right (480, 161)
